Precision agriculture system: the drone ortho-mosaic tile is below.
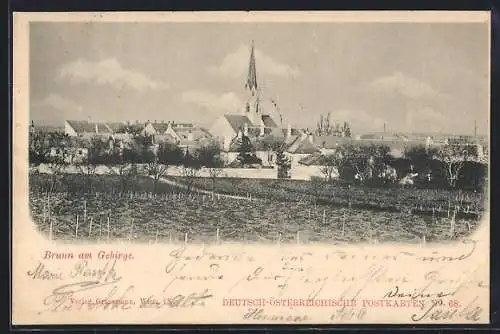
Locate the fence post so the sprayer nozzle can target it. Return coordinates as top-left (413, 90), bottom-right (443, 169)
top-left (342, 211), bottom-right (346, 237)
top-left (83, 200), bottom-right (87, 226)
top-left (107, 215), bottom-right (110, 242)
top-left (129, 219), bottom-right (134, 243)
top-left (49, 218), bottom-right (53, 241)
top-left (75, 214), bottom-right (79, 238)
top-left (88, 217), bottom-right (93, 238)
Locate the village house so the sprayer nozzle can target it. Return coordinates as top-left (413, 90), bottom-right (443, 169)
top-left (65, 120), bottom-right (116, 138)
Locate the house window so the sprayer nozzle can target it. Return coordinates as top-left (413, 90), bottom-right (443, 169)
top-left (56, 149), bottom-right (60, 154)
top-left (78, 150), bottom-right (82, 155)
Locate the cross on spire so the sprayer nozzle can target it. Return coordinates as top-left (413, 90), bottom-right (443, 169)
top-left (245, 40), bottom-right (258, 91)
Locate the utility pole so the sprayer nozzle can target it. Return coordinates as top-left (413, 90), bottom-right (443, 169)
top-left (474, 120), bottom-right (477, 137)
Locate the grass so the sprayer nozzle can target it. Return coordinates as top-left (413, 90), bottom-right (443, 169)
top-left (29, 173), bottom-right (484, 244)
top-left (169, 176), bottom-right (485, 219)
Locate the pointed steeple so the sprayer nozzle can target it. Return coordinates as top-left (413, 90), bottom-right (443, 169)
top-left (245, 40), bottom-right (258, 92)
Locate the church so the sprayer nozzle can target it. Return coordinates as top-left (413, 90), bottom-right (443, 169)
top-left (209, 41), bottom-right (301, 162)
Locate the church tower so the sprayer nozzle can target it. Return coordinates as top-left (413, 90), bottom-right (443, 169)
top-left (244, 41), bottom-right (262, 126)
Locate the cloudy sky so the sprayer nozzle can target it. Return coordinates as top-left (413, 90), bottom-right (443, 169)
top-left (30, 21), bottom-right (489, 135)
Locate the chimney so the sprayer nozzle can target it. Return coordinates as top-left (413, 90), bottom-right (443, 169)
top-left (243, 123), bottom-right (249, 136)
top-left (260, 120), bottom-right (265, 136)
top-left (286, 124), bottom-right (292, 138)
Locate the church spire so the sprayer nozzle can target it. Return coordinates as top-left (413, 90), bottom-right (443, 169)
top-left (245, 40), bottom-right (258, 92)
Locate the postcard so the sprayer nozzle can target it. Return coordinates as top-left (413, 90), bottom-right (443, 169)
top-left (12, 11), bottom-right (490, 325)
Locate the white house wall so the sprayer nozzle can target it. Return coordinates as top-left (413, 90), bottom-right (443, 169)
top-left (209, 116), bottom-right (237, 151)
top-left (64, 122), bottom-right (78, 136)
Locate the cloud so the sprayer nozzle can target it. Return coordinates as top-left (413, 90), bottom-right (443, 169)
top-left (57, 58), bottom-right (169, 91)
top-left (35, 93), bottom-right (83, 113)
top-left (366, 72), bottom-right (442, 99)
top-left (329, 109), bottom-right (386, 133)
top-left (405, 107), bottom-right (447, 133)
top-left (181, 90), bottom-right (243, 114)
top-left (208, 45), bottom-right (300, 79)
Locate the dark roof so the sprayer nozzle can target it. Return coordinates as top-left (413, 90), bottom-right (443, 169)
top-left (287, 137), bottom-right (320, 154)
top-left (66, 120), bottom-right (97, 133)
top-left (97, 124), bottom-right (112, 134)
top-left (149, 122), bottom-right (170, 134)
top-left (261, 115), bottom-right (278, 128)
top-left (224, 115), bottom-right (253, 132)
top-left (316, 135), bottom-right (354, 149)
top-left (298, 153), bottom-right (329, 166)
top-left (105, 122), bottom-right (127, 133)
top-left (66, 120), bottom-right (116, 134)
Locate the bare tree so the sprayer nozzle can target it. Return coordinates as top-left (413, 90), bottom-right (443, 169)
top-left (435, 140), bottom-right (478, 188)
top-left (315, 112), bottom-right (333, 136)
top-left (181, 166), bottom-right (200, 194)
top-left (146, 160), bottom-right (169, 193)
top-left (77, 137), bottom-right (108, 194)
top-left (208, 167), bottom-right (224, 193)
top-left (320, 154), bottom-right (342, 182)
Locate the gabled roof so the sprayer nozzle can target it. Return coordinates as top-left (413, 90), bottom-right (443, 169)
top-left (97, 123), bottom-right (112, 134)
top-left (66, 120), bottom-right (119, 134)
top-left (261, 115), bottom-right (278, 128)
top-left (105, 122), bottom-right (128, 133)
top-left (66, 120), bottom-right (97, 133)
top-left (298, 153), bottom-right (330, 166)
top-left (148, 122), bottom-right (170, 134)
top-left (224, 115), bottom-right (253, 132)
top-left (316, 136), bottom-right (354, 149)
top-left (287, 137), bottom-right (320, 154)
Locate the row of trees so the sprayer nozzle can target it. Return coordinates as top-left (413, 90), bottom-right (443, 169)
top-left (315, 112), bottom-right (352, 137)
top-left (318, 143), bottom-right (486, 191)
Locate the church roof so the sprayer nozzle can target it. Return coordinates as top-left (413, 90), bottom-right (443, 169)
top-left (261, 115), bottom-right (278, 128)
top-left (245, 41), bottom-right (258, 91)
top-left (224, 114), bottom-right (253, 132)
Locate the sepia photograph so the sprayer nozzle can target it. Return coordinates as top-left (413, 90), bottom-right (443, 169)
top-left (28, 18), bottom-right (489, 246)
top-left (12, 11), bottom-right (491, 325)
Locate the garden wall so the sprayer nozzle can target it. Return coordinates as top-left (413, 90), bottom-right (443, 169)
top-left (35, 163), bottom-right (325, 180)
